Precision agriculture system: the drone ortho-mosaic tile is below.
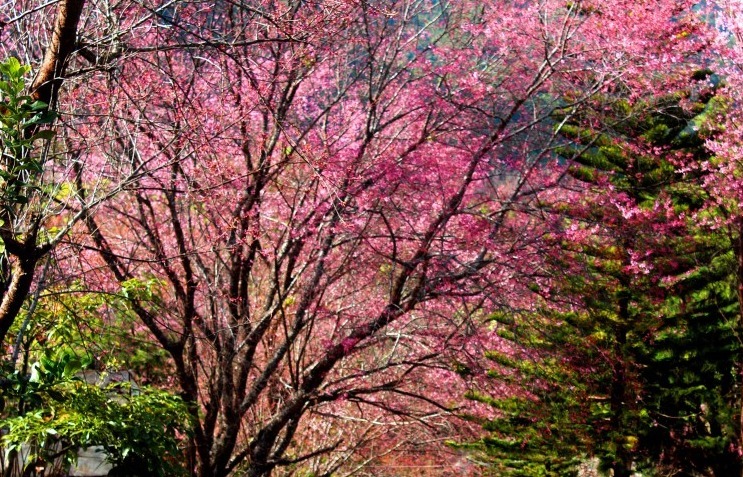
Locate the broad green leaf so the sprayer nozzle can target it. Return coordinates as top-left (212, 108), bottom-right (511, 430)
top-left (29, 129), bottom-right (55, 141)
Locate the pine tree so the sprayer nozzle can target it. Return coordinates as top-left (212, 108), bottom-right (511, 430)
top-left (473, 76), bottom-right (741, 476)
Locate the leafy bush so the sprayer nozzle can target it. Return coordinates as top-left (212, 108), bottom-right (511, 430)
top-left (1, 350), bottom-right (192, 476)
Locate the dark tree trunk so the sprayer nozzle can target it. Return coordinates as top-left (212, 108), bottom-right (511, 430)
top-left (736, 222), bottom-right (743, 477)
top-left (611, 297), bottom-right (632, 477)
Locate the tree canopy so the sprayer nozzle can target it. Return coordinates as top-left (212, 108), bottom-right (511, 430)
top-left (1, 1), bottom-right (742, 476)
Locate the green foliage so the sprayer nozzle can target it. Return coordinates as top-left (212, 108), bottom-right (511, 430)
top-left (0, 57), bottom-right (56, 209)
top-left (560, 85), bottom-right (740, 475)
top-left (634, 238), bottom-right (741, 475)
top-left (1, 350), bottom-right (191, 476)
top-left (471, 308), bottom-right (609, 477)
top-left (1, 272), bottom-right (185, 475)
top-left (22, 280), bottom-right (171, 381)
top-left (472, 80), bottom-right (741, 476)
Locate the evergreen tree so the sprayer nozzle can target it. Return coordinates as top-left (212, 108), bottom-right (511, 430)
top-left (472, 76), bottom-right (741, 476)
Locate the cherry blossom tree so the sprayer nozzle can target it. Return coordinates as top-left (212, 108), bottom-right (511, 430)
top-left (1, 1), bottom-right (711, 476)
top-left (0, 0), bottom-right (84, 347)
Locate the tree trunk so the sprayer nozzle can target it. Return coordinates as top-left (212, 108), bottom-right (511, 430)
top-left (0, 0), bottom-right (85, 345)
top-left (31, 0), bottom-right (85, 107)
top-left (736, 222), bottom-right (743, 477)
top-left (611, 296), bottom-right (632, 477)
